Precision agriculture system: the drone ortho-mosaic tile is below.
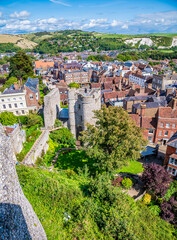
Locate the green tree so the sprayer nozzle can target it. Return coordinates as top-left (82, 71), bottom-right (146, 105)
top-left (27, 113), bottom-right (43, 127)
top-left (68, 82), bottom-right (80, 88)
top-left (9, 51), bottom-right (34, 80)
top-left (4, 76), bottom-right (18, 88)
top-left (0, 112), bottom-right (18, 125)
top-left (79, 106), bottom-right (146, 172)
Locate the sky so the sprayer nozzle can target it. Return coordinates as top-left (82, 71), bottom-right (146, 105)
top-left (0, 0), bottom-right (177, 34)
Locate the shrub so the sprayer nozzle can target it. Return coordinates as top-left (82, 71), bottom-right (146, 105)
top-left (142, 163), bottom-right (172, 197)
top-left (18, 115), bottom-right (28, 125)
top-left (112, 176), bottom-right (123, 187)
top-left (68, 82), bottom-right (80, 88)
top-left (54, 119), bottom-right (62, 128)
top-left (149, 205), bottom-right (161, 216)
top-left (0, 111), bottom-right (18, 125)
top-left (65, 169), bottom-right (76, 177)
top-left (121, 177), bottom-right (133, 189)
top-left (143, 193), bottom-right (151, 205)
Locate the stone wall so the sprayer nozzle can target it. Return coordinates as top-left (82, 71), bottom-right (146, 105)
top-left (23, 130), bottom-right (49, 165)
top-left (44, 88), bottom-right (60, 129)
top-left (8, 125), bottom-right (26, 154)
top-left (0, 124), bottom-right (47, 239)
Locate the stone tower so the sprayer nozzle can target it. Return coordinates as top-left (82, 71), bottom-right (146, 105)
top-left (44, 88), bottom-right (60, 129)
top-left (68, 88), bottom-right (101, 138)
top-left (0, 124), bottom-right (47, 240)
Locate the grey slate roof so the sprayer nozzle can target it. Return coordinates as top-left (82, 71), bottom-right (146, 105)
top-left (167, 132), bottom-right (177, 148)
top-left (24, 77), bottom-right (39, 93)
top-left (2, 85), bottom-right (23, 94)
top-left (132, 101), bottom-right (167, 109)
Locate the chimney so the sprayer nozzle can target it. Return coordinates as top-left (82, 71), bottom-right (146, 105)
top-left (156, 88), bottom-right (160, 97)
top-left (140, 104), bottom-right (146, 128)
top-left (14, 82), bottom-right (19, 90)
top-left (118, 80), bottom-right (122, 91)
top-left (140, 87), bottom-right (144, 94)
top-left (132, 83), bottom-right (135, 90)
top-left (140, 104), bottom-right (146, 117)
top-left (172, 98), bottom-right (177, 110)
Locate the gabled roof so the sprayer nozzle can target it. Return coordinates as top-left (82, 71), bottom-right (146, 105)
top-left (167, 131), bottom-right (177, 148)
top-left (24, 77), bottom-right (39, 93)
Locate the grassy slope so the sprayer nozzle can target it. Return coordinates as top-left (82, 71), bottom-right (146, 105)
top-left (17, 166), bottom-right (175, 240)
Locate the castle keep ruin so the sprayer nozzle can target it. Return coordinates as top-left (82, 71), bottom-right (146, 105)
top-left (44, 88), bottom-right (60, 129)
top-left (0, 124), bottom-right (47, 240)
top-left (68, 88), bottom-right (101, 138)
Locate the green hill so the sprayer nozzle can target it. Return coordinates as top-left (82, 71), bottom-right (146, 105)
top-left (17, 165), bottom-right (175, 240)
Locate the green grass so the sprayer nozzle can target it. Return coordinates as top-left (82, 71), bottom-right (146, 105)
top-left (16, 165), bottom-right (175, 240)
top-left (158, 49), bottom-right (174, 53)
top-left (55, 149), bottom-right (95, 174)
top-left (117, 161), bottom-right (144, 174)
top-left (16, 125), bottom-right (41, 162)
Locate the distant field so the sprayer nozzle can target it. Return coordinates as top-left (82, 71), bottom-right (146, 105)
top-left (0, 34), bottom-right (37, 49)
top-left (158, 49), bottom-right (174, 53)
top-left (94, 32), bottom-right (177, 39)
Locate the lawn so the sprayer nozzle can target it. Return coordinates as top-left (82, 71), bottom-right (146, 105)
top-left (117, 161), bottom-right (144, 174)
top-left (55, 149), bottom-right (95, 174)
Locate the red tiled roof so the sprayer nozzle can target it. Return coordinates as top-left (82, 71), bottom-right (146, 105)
top-left (91, 83), bottom-right (101, 88)
top-left (141, 117), bottom-right (156, 129)
top-left (130, 114), bottom-right (140, 127)
top-left (158, 107), bottom-right (177, 118)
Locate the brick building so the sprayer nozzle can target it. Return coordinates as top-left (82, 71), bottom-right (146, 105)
top-left (24, 77), bottom-right (40, 109)
top-left (164, 132), bottom-right (177, 177)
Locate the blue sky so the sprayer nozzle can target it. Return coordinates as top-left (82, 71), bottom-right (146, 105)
top-left (0, 0), bottom-right (177, 34)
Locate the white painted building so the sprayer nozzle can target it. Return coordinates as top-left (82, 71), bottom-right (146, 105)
top-left (129, 73), bottom-right (146, 87)
top-left (0, 87), bottom-right (29, 115)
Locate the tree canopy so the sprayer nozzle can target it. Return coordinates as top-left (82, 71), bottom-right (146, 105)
top-left (79, 105), bottom-right (146, 172)
top-left (9, 51), bottom-right (34, 80)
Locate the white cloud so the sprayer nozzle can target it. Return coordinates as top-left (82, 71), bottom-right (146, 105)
top-left (10, 11), bottom-right (30, 19)
top-left (49, 0), bottom-right (71, 7)
top-left (121, 24), bottom-right (128, 29)
top-left (0, 12), bottom-right (2, 18)
top-left (1, 11), bottom-right (177, 34)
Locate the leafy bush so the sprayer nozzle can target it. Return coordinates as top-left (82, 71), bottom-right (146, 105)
top-left (149, 205), bottom-right (161, 216)
top-left (68, 82), bottom-right (80, 88)
top-left (0, 111), bottom-right (18, 125)
top-left (54, 119), bottom-right (62, 128)
top-left (50, 128), bottom-right (75, 147)
top-left (65, 169), bottom-right (76, 177)
top-left (164, 181), bottom-right (177, 201)
top-left (18, 115), bottom-right (28, 125)
top-left (27, 113), bottom-right (43, 127)
top-left (121, 177), bottom-right (133, 189)
top-left (143, 193), bottom-right (151, 205)
top-left (112, 176), bottom-right (123, 187)
top-left (142, 163), bottom-right (172, 197)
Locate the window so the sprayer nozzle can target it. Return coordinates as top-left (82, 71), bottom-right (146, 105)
top-left (30, 94), bottom-right (33, 100)
top-left (19, 97), bottom-right (22, 100)
top-left (7, 98), bottom-right (10, 101)
top-left (8, 104), bottom-right (12, 108)
top-left (1, 99), bottom-right (4, 102)
top-left (3, 104), bottom-right (6, 109)
top-left (14, 103), bottom-right (17, 108)
top-left (172, 124), bottom-right (176, 129)
top-left (170, 158), bottom-right (177, 166)
top-left (16, 111), bottom-right (18, 114)
top-left (78, 104), bottom-right (80, 110)
top-left (22, 110), bottom-right (25, 114)
top-left (36, 93), bottom-right (38, 100)
top-left (164, 131), bottom-right (168, 136)
top-left (160, 123), bottom-right (164, 128)
top-left (149, 129), bottom-right (153, 134)
top-left (148, 136), bottom-right (153, 142)
top-left (170, 131), bottom-right (174, 137)
top-left (20, 103), bottom-right (23, 107)
top-left (80, 115), bottom-right (82, 121)
top-left (13, 98), bottom-right (16, 101)
top-left (166, 123), bottom-right (170, 128)
top-left (168, 167), bottom-right (176, 176)
top-left (158, 130), bottom-right (162, 136)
